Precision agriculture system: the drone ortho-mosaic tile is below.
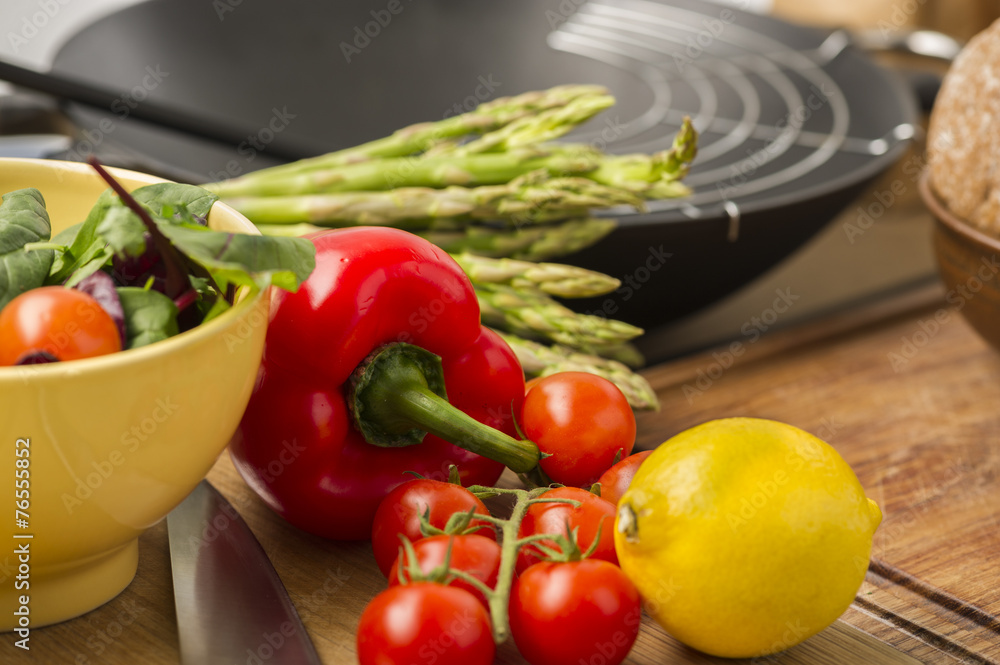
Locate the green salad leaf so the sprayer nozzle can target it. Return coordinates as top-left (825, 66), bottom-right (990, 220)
top-left (0, 188), bottom-right (54, 310)
top-left (97, 203), bottom-right (149, 258)
top-left (47, 188), bottom-right (116, 285)
top-left (132, 182), bottom-right (218, 220)
top-left (6, 175), bottom-right (315, 354)
top-left (158, 223), bottom-right (316, 293)
top-left (117, 287), bottom-right (179, 349)
top-left (49, 181), bottom-right (314, 302)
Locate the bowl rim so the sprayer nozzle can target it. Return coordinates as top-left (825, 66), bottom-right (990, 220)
top-left (920, 168), bottom-right (1000, 253)
top-left (0, 158), bottom-right (266, 380)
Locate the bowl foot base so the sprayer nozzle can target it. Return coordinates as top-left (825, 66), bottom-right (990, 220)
top-left (0, 539), bottom-right (138, 632)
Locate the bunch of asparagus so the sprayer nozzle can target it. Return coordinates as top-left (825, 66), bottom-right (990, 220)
top-left (202, 85), bottom-right (698, 409)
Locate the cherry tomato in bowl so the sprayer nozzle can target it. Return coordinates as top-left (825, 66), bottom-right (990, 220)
top-left (0, 286), bottom-right (121, 365)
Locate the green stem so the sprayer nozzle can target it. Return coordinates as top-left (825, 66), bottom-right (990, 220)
top-left (349, 343), bottom-right (540, 473)
top-left (402, 487), bottom-right (593, 645)
top-left (456, 486), bottom-right (583, 644)
top-left (22, 241), bottom-right (63, 252)
top-left (444, 568), bottom-right (498, 602)
top-left (485, 487), bottom-right (549, 643)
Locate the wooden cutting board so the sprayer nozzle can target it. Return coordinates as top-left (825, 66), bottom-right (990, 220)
top-left (2, 281), bottom-right (997, 664)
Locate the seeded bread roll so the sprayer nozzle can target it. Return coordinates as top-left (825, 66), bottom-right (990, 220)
top-left (927, 19), bottom-right (1000, 235)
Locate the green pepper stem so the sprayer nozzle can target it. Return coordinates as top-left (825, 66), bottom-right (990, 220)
top-left (391, 386), bottom-right (539, 471)
top-left (349, 343), bottom-right (541, 473)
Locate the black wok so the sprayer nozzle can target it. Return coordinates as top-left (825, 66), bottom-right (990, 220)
top-left (40, 0), bottom-right (919, 360)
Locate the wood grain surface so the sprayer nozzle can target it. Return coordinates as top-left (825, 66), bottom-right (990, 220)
top-left (639, 282), bottom-right (1000, 663)
top-left (3, 281), bottom-right (998, 664)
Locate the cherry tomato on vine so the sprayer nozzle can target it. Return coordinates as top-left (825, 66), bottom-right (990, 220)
top-left (516, 486), bottom-right (617, 574)
top-left (371, 478), bottom-right (495, 577)
top-left (388, 534), bottom-right (501, 609)
top-left (0, 286), bottom-right (121, 365)
top-left (357, 582), bottom-right (495, 665)
top-left (520, 372), bottom-right (636, 487)
top-left (509, 559), bottom-right (641, 665)
top-left (596, 450), bottom-right (654, 507)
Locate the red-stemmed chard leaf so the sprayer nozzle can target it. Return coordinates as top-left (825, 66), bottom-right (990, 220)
top-left (88, 157), bottom-right (191, 300)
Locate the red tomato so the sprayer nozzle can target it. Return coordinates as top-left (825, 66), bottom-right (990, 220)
top-left (388, 534), bottom-right (501, 609)
top-left (0, 286), bottom-right (121, 365)
top-left (521, 372), bottom-right (636, 487)
top-left (596, 450), bottom-right (654, 507)
top-left (516, 487), bottom-right (617, 573)
top-left (371, 478), bottom-right (494, 577)
top-left (509, 559), bottom-right (641, 665)
top-left (357, 583), bottom-right (495, 665)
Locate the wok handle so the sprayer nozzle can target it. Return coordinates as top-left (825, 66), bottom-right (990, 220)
top-left (849, 28), bottom-right (962, 113)
top-left (850, 28), bottom-right (962, 62)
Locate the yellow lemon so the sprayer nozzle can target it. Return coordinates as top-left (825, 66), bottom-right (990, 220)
top-left (614, 417), bottom-right (881, 658)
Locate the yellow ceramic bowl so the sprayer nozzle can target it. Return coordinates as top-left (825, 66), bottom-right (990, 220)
top-left (0, 158), bottom-right (267, 631)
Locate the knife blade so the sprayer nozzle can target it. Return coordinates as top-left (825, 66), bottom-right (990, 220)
top-left (167, 480), bottom-right (322, 665)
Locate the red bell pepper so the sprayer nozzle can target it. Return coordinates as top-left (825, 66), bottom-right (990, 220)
top-left (230, 227), bottom-right (539, 540)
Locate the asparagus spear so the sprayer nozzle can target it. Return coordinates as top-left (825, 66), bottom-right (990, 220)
top-left (427, 93), bottom-right (614, 156)
top-left (416, 217), bottom-right (617, 262)
top-left (222, 172), bottom-right (643, 227)
top-left (580, 341), bottom-right (646, 368)
top-left (254, 218), bottom-right (622, 300)
top-left (255, 216), bottom-right (617, 262)
top-left (255, 222), bottom-right (325, 237)
top-left (450, 252), bottom-right (619, 298)
top-left (498, 331), bottom-right (658, 411)
top-left (475, 283), bottom-right (642, 349)
top-left (206, 119), bottom-right (697, 200)
top-left (216, 84), bottom-right (610, 182)
top-left (469, 263), bottom-right (645, 363)
top-left (583, 116), bottom-right (698, 196)
top-left (203, 146), bottom-right (602, 198)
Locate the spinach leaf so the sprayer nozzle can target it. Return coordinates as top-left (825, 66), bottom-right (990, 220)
top-left (0, 188), bottom-right (54, 309)
top-left (50, 179), bottom-right (313, 336)
top-left (47, 221), bottom-right (83, 280)
top-left (189, 275), bottom-right (229, 323)
top-left (58, 183), bottom-right (193, 298)
top-left (97, 203), bottom-right (148, 258)
top-left (64, 247), bottom-right (114, 288)
top-left (133, 183), bottom-right (218, 220)
top-left (117, 287), bottom-right (179, 349)
top-left (51, 221), bottom-right (84, 246)
top-left (0, 188), bottom-right (49, 253)
top-left (158, 224), bottom-right (315, 293)
top-left (47, 184), bottom-right (219, 286)
top-left (47, 188), bottom-right (116, 284)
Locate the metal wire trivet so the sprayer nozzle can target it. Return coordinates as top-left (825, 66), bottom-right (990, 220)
top-left (550, 0), bottom-right (917, 234)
